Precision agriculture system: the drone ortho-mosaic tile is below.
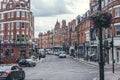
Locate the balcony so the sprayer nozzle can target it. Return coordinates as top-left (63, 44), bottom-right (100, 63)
top-left (15, 41), bottom-right (30, 45)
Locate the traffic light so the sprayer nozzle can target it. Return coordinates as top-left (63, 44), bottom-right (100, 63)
top-left (109, 41), bottom-right (113, 48)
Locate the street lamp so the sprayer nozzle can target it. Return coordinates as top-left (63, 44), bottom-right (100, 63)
top-left (98, 0), bottom-right (104, 80)
top-left (86, 46), bottom-right (89, 61)
top-left (0, 40), bottom-right (1, 65)
top-left (109, 26), bottom-right (115, 73)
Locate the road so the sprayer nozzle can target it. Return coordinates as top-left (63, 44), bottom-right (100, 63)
top-left (24, 55), bottom-right (99, 80)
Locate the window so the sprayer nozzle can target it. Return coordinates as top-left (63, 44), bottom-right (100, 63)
top-left (0, 24), bottom-right (1, 30)
top-left (16, 11), bottom-right (20, 17)
top-left (11, 12), bottom-right (14, 18)
top-left (115, 25), bottom-right (120, 36)
top-left (22, 35), bottom-right (24, 41)
top-left (8, 23), bottom-right (10, 30)
top-left (26, 12), bottom-right (28, 19)
top-left (3, 4), bottom-right (6, 9)
top-left (26, 23), bottom-right (29, 29)
top-left (11, 23), bottom-right (14, 29)
top-left (26, 35), bottom-right (29, 41)
top-left (22, 11), bottom-right (25, 17)
top-left (0, 35), bottom-right (3, 41)
top-left (115, 7), bottom-right (120, 18)
top-left (17, 34), bottom-right (20, 41)
top-left (22, 23), bottom-right (25, 28)
top-left (0, 14), bottom-right (1, 19)
top-left (102, 1), bottom-right (105, 8)
top-left (0, 23), bottom-right (4, 30)
top-left (10, 4), bottom-right (12, 9)
top-left (105, 0), bottom-right (108, 6)
top-left (8, 12), bottom-right (10, 18)
top-left (0, 13), bottom-right (4, 19)
top-left (16, 22), bottom-right (20, 29)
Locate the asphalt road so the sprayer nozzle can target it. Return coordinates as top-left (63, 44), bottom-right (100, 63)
top-left (24, 55), bottom-right (99, 80)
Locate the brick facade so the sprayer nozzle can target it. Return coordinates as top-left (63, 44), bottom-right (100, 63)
top-left (0, 0), bottom-right (34, 63)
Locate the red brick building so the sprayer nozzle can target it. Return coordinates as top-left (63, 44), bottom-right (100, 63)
top-left (0, 0), bottom-right (34, 63)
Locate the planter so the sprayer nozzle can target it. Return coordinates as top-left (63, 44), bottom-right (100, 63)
top-left (90, 11), bottom-right (112, 28)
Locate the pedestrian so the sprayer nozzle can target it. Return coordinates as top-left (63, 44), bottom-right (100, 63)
top-left (39, 53), bottom-right (41, 60)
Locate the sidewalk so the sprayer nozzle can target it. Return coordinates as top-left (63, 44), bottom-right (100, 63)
top-left (71, 57), bottom-right (120, 80)
top-left (94, 71), bottom-right (120, 80)
top-left (74, 57), bottom-right (120, 69)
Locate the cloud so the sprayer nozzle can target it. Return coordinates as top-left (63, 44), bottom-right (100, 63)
top-left (31, 0), bottom-right (72, 17)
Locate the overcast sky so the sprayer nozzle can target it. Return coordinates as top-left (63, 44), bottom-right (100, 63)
top-left (31, 0), bottom-right (90, 38)
top-left (0, 0), bottom-right (90, 38)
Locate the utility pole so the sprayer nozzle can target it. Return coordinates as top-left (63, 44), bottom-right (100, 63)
top-left (98, 0), bottom-right (104, 80)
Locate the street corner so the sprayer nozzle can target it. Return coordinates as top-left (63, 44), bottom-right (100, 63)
top-left (104, 71), bottom-right (120, 80)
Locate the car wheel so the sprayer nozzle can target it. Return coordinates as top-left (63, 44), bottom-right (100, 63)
top-left (19, 72), bottom-right (25, 80)
top-left (6, 74), bottom-right (15, 80)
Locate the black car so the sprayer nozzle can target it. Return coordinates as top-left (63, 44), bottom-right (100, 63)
top-left (0, 64), bottom-right (25, 80)
top-left (18, 59), bottom-right (36, 67)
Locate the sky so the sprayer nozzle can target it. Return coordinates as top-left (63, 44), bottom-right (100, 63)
top-left (0, 0), bottom-right (90, 38)
top-left (31, 0), bottom-right (90, 38)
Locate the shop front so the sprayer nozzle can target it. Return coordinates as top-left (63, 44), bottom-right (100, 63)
top-left (78, 43), bottom-right (85, 58)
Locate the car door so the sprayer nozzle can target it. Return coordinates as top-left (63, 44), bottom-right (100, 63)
top-left (11, 66), bottom-right (19, 79)
top-left (18, 67), bottom-right (24, 79)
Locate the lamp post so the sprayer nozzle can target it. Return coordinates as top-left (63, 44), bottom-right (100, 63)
top-left (98, 0), bottom-right (104, 80)
top-left (111, 36), bottom-right (114, 73)
top-left (86, 46), bottom-right (89, 61)
top-left (0, 40), bottom-right (1, 65)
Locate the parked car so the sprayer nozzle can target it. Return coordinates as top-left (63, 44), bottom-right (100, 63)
top-left (0, 64), bottom-right (25, 80)
top-left (59, 53), bottom-right (66, 58)
top-left (40, 52), bottom-right (46, 58)
top-left (18, 59), bottom-right (36, 67)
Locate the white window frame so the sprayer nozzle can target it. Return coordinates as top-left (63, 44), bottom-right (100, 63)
top-left (8, 12), bottom-right (10, 18)
top-left (0, 35), bottom-right (3, 41)
top-left (16, 22), bottom-right (20, 29)
top-left (115, 7), bottom-right (120, 18)
top-left (1, 13), bottom-right (4, 19)
top-left (22, 11), bottom-right (25, 17)
top-left (22, 22), bottom-right (25, 29)
top-left (3, 4), bottom-right (6, 9)
top-left (11, 23), bottom-right (14, 30)
top-left (115, 25), bottom-right (120, 36)
top-left (8, 23), bottom-right (11, 30)
top-left (10, 4), bottom-right (12, 9)
top-left (0, 23), bottom-right (4, 30)
top-left (11, 12), bottom-right (14, 18)
top-left (16, 11), bottom-right (20, 17)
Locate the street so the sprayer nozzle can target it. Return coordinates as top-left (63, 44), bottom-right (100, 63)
top-left (24, 55), bottom-right (99, 80)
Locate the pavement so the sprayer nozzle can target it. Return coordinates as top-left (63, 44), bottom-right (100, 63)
top-left (71, 57), bottom-right (120, 80)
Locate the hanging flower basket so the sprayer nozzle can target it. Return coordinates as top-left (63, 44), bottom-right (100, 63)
top-left (89, 11), bottom-right (112, 28)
